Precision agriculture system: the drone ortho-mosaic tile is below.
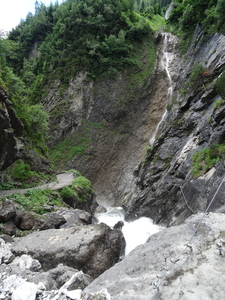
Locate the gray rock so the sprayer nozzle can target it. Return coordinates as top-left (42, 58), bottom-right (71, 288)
top-left (12, 210), bottom-right (23, 228)
top-left (12, 223), bottom-right (124, 279)
top-left (11, 281), bottom-right (37, 300)
top-left (20, 212), bottom-right (34, 230)
top-left (60, 271), bottom-right (92, 291)
top-left (10, 254), bottom-right (42, 272)
top-left (0, 220), bottom-right (18, 236)
top-left (0, 238), bottom-right (14, 264)
top-left (34, 212), bottom-right (67, 230)
top-left (84, 212), bottom-right (225, 300)
top-left (48, 264), bottom-right (91, 288)
top-left (0, 200), bottom-right (16, 223)
top-left (56, 208), bottom-right (92, 228)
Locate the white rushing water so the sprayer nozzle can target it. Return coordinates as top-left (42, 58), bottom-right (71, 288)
top-left (149, 33), bottom-right (174, 145)
top-left (95, 207), bottom-right (162, 256)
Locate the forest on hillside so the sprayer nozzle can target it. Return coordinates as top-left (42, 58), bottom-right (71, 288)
top-left (0, 0), bottom-right (225, 183)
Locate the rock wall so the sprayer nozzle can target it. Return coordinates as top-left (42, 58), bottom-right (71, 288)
top-left (43, 27), bottom-right (225, 225)
top-left (124, 27), bottom-right (225, 226)
top-left (43, 37), bottom-right (165, 207)
top-left (0, 88), bottom-right (24, 171)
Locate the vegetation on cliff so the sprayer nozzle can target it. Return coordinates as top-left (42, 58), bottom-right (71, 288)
top-left (1, 0), bottom-right (225, 189)
top-left (0, 0), bottom-right (167, 182)
top-left (169, 0), bottom-right (225, 34)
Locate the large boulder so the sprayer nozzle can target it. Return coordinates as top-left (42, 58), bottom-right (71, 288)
top-left (84, 212), bottom-right (225, 300)
top-left (12, 223), bottom-right (125, 279)
top-left (20, 212), bottom-right (35, 230)
top-left (0, 200), bottom-right (16, 223)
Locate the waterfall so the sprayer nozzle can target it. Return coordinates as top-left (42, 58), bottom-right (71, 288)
top-left (149, 33), bottom-right (173, 146)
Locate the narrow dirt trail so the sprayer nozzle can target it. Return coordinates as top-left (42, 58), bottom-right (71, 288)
top-left (0, 173), bottom-right (74, 197)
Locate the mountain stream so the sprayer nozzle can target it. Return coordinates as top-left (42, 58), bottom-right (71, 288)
top-left (94, 34), bottom-right (176, 256)
top-left (95, 207), bottom-right (162, 256)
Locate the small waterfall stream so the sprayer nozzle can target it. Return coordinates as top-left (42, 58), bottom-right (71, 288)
top-left (94, 33), bottom-right (174, 257)
top-left (149, 33), bottom-right (173, 145)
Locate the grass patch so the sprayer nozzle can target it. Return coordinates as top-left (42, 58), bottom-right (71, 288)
top-left (0, 189), bottom-right (63, 214)
top-left (50, 135), bottom-right (91, 167)
top-left (192, 144), bottom-right (225, 177)
top-left (147, 14), bottom-right (166, 32)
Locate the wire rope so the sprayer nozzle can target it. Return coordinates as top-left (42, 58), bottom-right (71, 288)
top-left (153, 175), bottom-right (225, 291)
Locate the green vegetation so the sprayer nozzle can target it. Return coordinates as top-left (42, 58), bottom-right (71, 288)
top-left (213, 99), bottom-right (224, 110)
top-left (0, 182), bottom-right (15, 191)
top-left (185, 64), bottom-right (205, 90)
top-left (60, 173), bottom-right (93, 203)
top-left (72, 176), bottom-right (93, 203)
top-left (0, 189), bottom-right (63, 214)
top-left (50, 134), bottom-right (91, 168)
top-left (7, 0), bottom-right (157, 97)
top-left (60, 186), bottom-right (74, 199)
top-left (192, 144), bottom-right (225, 177)
top-left (169, 0), bottom-right (224, 35)
top-left (12, 160), bottom-right (35, 181)
top-left (134, 0), bottom-right (171, 15)
top-left (1, 159), bottom-right (52, 188)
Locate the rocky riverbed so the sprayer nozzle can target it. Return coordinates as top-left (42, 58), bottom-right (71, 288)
top-left (1, 211), bottom-right (225, 300)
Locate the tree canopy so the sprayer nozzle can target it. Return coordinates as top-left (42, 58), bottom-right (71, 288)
top-left (169, 0), bottom-right (224, 33)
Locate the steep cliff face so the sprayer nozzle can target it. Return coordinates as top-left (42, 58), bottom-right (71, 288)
top-left (124, 27), bottom-right (225, 226)
top-left (43, 37), bottom-right (164, 206)
top-left (0, 88), bottom-right (24, 171)
top-left (44, 27), bottom-right (225, 224)
top-left (0, 87), bottom-right (51, 178)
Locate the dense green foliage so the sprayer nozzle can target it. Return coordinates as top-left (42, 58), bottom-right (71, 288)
top-left (0, 31), bottom-right (49, 152)
top-left (6, 159), bottom-right (52, 188)
top-left (7, 0), bottom-right (160, 100)
top-left (0, 189), bottom-right (63, 214)
top-left (134, 0), bottom-right (171, 14)
top-left (60, 186), bottom-right (74, 199)
top-left (72, 175), bottom-right (93, 202)
top-left (169, 0), bottom-right (225, 34)
top-left (60, 173), bottom-right (93, 203)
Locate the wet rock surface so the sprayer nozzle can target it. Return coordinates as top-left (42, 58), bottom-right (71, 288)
top-left (85, 212), bottom-right (225, 300)
top-left (124, 29), bottom-right (225, 226)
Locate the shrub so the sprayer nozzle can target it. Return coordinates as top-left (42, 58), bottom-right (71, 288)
top-left (60, 186), bottom-right (74, 199)
top-left (192, 144), bottom-right (225, 177)
top-left (72, 176), bottom-right (93, 203)
top-left (12, 160), bottom-right (34, 181)
top-left (186, 64), bottom-right (205, 90)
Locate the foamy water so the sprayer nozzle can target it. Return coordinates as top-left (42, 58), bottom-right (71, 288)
top-left (95, 207), bottom-right (162, 255)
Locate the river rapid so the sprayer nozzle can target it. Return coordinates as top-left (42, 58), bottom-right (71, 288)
top-left (95, 207), bottom-right (162, 256)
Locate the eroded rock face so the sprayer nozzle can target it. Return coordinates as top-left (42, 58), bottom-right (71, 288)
top-left (0, 88), bottom-right (24, 170)
top-left (124, 29), bottom-right (225, 226)
top-left (12, 223), bottom-right (125, 279)
top-left (84, 212), bottom-right (225, 300)
top-left (41, 39), bottom-right (159, 207)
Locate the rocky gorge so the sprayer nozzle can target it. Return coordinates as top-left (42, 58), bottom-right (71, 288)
top-left (1, 5), bottom-right (225, 300)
